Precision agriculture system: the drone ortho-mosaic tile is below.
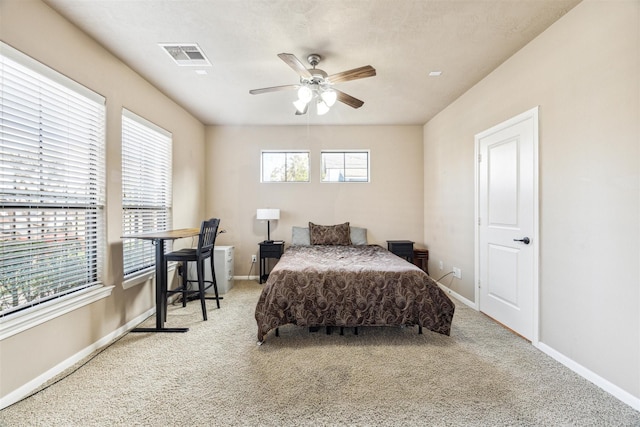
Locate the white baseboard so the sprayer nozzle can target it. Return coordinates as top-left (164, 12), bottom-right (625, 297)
top-left (435, 280), bottom-right (477, 310)
top-left (0, 307), bottom-right (155, 410)
top-left (234, 275), bottom-right (259, 281)
top-left (536, 342), bottom-right (640, 412)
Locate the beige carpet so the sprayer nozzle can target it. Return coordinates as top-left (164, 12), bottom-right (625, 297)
top-left (1, 280), bottom-right (639, 426)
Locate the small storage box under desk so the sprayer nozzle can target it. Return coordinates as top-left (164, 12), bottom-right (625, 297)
top-left (189, 245), bottom-right (234, 294)
top-left (212, 246), bottom-right (234, 294)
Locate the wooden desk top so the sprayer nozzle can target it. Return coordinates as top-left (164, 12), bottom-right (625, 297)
top-left (122, 228), bottom-right (200, 241)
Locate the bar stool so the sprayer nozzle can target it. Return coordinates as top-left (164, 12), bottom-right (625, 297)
top-left (164, 218), bottom-right (221, 321)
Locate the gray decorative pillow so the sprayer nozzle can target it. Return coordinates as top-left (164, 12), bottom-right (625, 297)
top-left (309, 222), bottom-right (352, 245)
top-left (350, 227), bottom-right (368, 245)
top-left (291, 226), bottom-right (311, 246)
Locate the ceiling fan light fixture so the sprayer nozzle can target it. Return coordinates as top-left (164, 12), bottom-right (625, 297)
top-left (316, 99), bottom-right (330, 115)
top-left (250, 53), bottom-right (375, 116)
top-left (293, 99), bottom-right (308, 113)
top-left (320, 89), bottom-right (337, 107)
top-left (297, 86), bottom-right (313, 103)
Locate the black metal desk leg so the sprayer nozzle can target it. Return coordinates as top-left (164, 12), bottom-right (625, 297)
top-left (132, 238), bottom-right (188, 333)
top-left (155, 239), bottom-right (165, 329)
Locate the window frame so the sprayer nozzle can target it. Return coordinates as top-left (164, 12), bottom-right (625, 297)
top-left (320, 150), bottom-right (370, 183)
top-left (0, 42), bottom-right (112, 338)
top-left (260, 150), bottom-right (310, 183)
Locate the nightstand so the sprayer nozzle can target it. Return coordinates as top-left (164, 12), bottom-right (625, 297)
top-left (386, 240), bottom-right (414, 262)
top-left (259, 241), bottom-right (285, 283)
top-left (413, 248), bottom-right (429, 275)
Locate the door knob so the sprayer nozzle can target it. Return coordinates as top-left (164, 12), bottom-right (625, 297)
top-left (513, 237), bottom-right (530, 245)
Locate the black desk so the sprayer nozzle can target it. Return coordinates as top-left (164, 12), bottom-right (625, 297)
top-left (122, 228), bottom-right (199, 333)
top-left (259, 241), bottom-right (284, 283)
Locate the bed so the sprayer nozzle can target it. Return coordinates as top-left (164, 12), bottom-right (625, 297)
top-left (254, 223), bottom-right (455, 343)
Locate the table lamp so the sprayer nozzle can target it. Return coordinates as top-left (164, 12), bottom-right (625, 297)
top-left (257, 208), bottom-right (280, 243)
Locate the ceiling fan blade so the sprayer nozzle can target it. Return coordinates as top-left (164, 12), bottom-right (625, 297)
top-left (328, 65), bottom-right (376, 84)
top-left (278, 53), bottom-right (313, 79)
top-left (249, 84), bottom-right (299, 95)
top-left (334, 89), bottom-right (364, 109)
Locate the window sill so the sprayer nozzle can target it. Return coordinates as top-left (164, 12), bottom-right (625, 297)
top-left (0, 285), bottom-right (114, 341)
top-left (122, 264), bottom-right (176, 290)
top-left (122, 270), bottom-right (154, 289)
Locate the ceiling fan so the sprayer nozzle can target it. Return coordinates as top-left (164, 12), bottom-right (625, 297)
top-left (249, 53), bottom-right (376, 115)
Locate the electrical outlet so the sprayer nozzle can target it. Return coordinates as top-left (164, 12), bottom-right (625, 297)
top-left (251, 254), bottom-right (257, 263)
top-left (439, 260), bottom-right (444, 270)
top-left (453, 267), bottom-right (461, 279)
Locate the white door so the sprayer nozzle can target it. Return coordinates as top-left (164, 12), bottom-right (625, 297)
top-left (476, 107), bottom-right (538, 342)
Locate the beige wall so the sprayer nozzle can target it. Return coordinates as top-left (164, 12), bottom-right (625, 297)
top-left (424, 0), bottom-right (639, 399)
top-left (0, 0), bottom-right (206, 400)
top-left (206, 125), bottom-right (424, 275)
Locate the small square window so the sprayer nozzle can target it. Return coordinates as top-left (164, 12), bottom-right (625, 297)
top-left (321, 151), bottom-right (369, 182)
top-left (261, 151), bottom-right (310, 182)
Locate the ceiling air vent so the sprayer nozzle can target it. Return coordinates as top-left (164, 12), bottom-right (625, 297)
top-left (159, 43), bottom-right (211, 66)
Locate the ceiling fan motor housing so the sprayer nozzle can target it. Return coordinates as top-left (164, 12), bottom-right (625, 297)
top-left (307, 53), bottom-right (321, 67)
top-left (304, 54), bottom-right (329, 85)
top-left (303, 69), bottom-right (329, 85)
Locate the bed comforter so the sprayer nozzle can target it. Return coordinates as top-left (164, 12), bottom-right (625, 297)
top-left (255, 245), bottom-right (455, 342)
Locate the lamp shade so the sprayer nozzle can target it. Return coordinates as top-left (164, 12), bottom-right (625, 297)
top-left (293, 99), bottom-right (308, 113)
top-left (316, 99), bottom-right (330, 116)
top-left (320, 89), bottom-right (337, 107)
top-left (257, 208), bottom-right (280, 220)
top-left (297, 86), bottom-right (313, 103)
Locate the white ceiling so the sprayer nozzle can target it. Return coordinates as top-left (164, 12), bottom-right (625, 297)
top-left (44, 0), bottom-right (582, 126)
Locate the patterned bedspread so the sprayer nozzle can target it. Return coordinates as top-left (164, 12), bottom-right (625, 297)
top-left (254, 245), bottom-right (455, 342)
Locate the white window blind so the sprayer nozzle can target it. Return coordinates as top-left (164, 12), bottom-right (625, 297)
top-left (0, 43), bottom-right (106, 317)
top-left (121, 109), bottom-right (172, 277)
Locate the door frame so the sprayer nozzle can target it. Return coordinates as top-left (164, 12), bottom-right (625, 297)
top-left (474, 106), bottom-right (540, 345)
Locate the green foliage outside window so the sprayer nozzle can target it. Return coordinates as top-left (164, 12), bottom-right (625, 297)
top-left (262, 151), bottom-right (310, 182)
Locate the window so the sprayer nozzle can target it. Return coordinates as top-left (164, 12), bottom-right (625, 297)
top-left (261, 151), bottom-right (309, 182)
top-left (121, 109), bottom-right (172, 278)
top-left (0, 43), bottom-right (106, 317)
top-left (321, 151), bottom-right (369, 182)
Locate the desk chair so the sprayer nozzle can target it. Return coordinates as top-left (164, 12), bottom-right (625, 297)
top-left (164, 218), bottom-right (221, 321)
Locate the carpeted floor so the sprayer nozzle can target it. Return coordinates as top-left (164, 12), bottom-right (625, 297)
top-left (1, 280), bottom-right (639, 426)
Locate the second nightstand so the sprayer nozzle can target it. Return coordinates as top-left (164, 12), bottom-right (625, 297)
top-left (259, 241), bottom-right (285, 283)
top-left (413, 248), bottom-right (429, 275)
top-left (386, 240), bottom-right (415, 262)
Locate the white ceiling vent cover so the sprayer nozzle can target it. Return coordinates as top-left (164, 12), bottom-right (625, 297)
top-left (159, 43), bottom-right (211, 66)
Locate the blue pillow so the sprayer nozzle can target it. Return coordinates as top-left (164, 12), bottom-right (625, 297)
top-left (291, 226), bottom-right (311, 245)
top-left (350, 227), bottom-right (368, 245)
